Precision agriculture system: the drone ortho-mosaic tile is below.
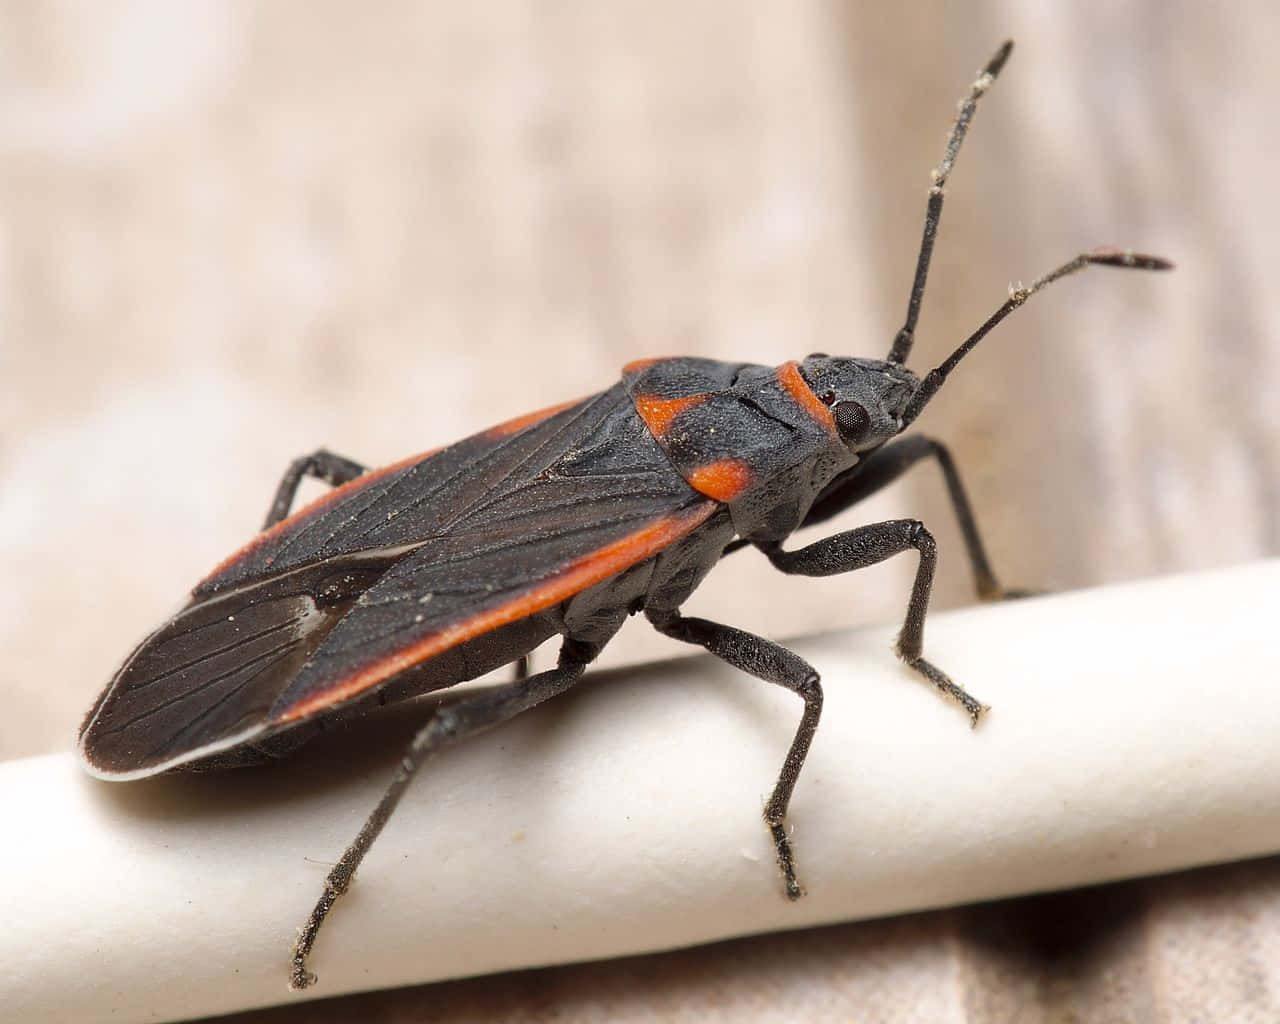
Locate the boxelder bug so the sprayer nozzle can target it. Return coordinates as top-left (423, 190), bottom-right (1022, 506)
top-left (78, 39), bottom-right (1171, 991)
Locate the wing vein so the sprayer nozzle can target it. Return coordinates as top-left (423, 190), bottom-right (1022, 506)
top-left (349, 391), bottom-right (617, 545)
top-left (128, 614), bottom-right (309, 691)
top-left (146, 645), bottom-right (299, 759)
top-left (96, 636), bottom-right (302, 738)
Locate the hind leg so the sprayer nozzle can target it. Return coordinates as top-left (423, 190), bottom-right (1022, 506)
top-left (290, 639), bottom-right (595, 990)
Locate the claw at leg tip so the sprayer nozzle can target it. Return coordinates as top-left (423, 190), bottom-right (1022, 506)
top-left (289, 953), bottom-right (316, 992)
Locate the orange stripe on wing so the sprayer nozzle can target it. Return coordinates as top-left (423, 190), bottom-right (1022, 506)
top-left (222, 394), bottom-right (587, 581)
top-left (200, 447), bottom-right (442, 587)
top-left (633, 392), bottom-right (708, 438)
top-left (777, 361), bottom-right (837, 436)
top-left (481, 396), bottom-right (585, 439)
top-left (622, 356), bottom-right (670, 376)
top-left (272, 501), bottom-right (719, 724)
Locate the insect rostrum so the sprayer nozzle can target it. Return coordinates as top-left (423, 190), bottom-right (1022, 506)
top-left (77, 39), bottom-right (1171, 991)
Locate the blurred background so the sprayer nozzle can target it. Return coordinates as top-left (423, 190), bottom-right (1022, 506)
top-left (2, 2), bottom-right (1277, 1020)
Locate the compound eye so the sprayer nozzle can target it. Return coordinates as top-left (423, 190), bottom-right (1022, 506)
top-left (833, 401), bottom-right (871, 446)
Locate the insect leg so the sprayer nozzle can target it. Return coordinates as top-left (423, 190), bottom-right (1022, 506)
top-left (760, 519), bottom-right (987, 725)
top-left (263, 449), bottom-right (368, 529)
top-left (290, 641), bottom-right (593, 991)
top-left (799, 436), bottom-right (1019, 600)
top-left (647, 610), bottom-right (821, 901)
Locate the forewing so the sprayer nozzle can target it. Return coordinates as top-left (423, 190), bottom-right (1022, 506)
top-left (82, 382), bottom-right (714, 775)
top-left (269, 390), bottom-right (714, 723)
top-left (197, 392), bottom-right (601, 595)
top-left (79, 556), bottom-right (394, 777)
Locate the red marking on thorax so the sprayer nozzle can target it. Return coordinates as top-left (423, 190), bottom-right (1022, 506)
top-left (633, 392), bottom-right (708, 438)
top-left (622, 356), bottom-right (670, 376)
top-left (687, 458), bottom-right (753, 502)
top-left (777, 361), bottom-right (837, 436)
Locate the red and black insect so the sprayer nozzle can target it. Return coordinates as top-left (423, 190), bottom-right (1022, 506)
top-left (78, 40), bottom-right (1170, 990)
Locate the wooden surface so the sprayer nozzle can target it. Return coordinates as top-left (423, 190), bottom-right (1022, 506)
top-left (3, 2), bottom-right (1277, 1021)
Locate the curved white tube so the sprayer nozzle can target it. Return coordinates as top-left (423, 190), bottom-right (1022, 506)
top-left (4, 561), bottom-right (1279, 1022)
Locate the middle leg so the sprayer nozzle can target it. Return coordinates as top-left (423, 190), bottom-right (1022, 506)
top-left (647, 609), bottom-right (823, 901)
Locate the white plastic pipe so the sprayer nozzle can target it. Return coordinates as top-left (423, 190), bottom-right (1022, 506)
top-left (4, 561), bottom-right (1279, 1022)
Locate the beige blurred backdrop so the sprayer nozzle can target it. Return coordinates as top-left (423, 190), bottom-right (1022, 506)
top-left (2, 2), bottom-right (1278, 1022)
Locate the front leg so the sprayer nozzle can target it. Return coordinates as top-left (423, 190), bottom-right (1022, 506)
top-left (761, 519), bottom-right (988, 726)
top-left (647, 609), bottom-right (822, 901)
top-left (799, 435), bottom-right (1022, 601)
top-left (263, 449), bottom-right (367, 528)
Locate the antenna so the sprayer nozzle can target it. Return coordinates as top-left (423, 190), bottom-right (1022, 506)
top-left (900, 248), bottom-right (1173, 426)
top-left (888, 39), bottom-right (1014, 366)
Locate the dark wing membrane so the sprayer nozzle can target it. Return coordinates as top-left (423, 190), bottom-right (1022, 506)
top-left (79, 556), bottom-right (396, 778)
top-left (83, 382), bottom-right (714, 775)
top-left (267, 387), bottom-right (714, 723)
top-left (196, 392), bottom-right (605, 595)
top-left (269, 497), bottom-right (713, 725)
